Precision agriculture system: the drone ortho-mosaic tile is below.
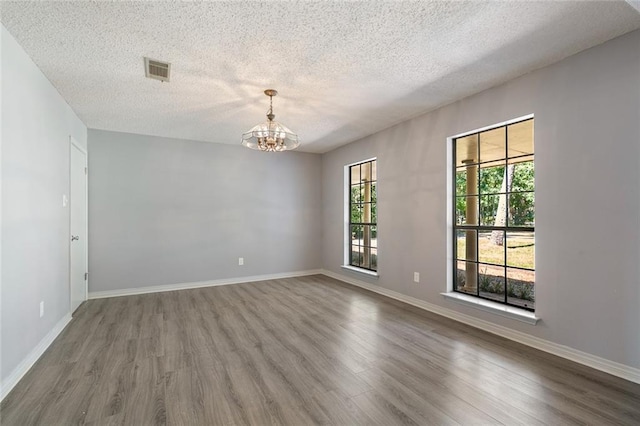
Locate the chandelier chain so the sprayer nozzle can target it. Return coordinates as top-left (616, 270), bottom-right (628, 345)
top-left (266, 93), bottom-right (275, 121)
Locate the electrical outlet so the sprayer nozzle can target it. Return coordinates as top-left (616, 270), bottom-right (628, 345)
top-left (40, 301), bottom-right (44, 318)
top-left (413, 272), bottom-right (420, 283)
top-left (238, 257), bottom-right (244, 266)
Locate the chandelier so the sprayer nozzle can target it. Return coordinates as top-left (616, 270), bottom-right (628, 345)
top-left (241, 89), bottom-right (300, 152)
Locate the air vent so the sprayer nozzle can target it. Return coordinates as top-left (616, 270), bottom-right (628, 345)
top-left (144, 57), bottom-right (171, 82)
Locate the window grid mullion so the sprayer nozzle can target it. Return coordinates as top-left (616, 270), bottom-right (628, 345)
top-left (475, 231), bottom-right (479, 297)
top-left (504, 124), bottom-right (509, 303)
top-left (348, 160), bottom-right (377, 272)
top-left (453, 118), bottom-right (534, 311)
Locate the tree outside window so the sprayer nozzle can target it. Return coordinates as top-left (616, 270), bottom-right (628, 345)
top-left (349, 160), bottom-right (377, 271)
top-left (454, 118), bottom-right (535, 311)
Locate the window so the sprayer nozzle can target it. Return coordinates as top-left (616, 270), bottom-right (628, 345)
top-left (453, 118), bottom-right (535, 311)
top-left (348, 159), bottom-right (377, 272)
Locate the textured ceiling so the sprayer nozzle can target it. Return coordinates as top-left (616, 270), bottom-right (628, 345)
top-left (2, 1), bottom-right (639, 153)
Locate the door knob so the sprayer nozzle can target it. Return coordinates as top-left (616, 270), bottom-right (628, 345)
top-left (71, 235), bottom-right (79, 241)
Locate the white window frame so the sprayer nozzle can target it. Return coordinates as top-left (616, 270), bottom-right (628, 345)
top-left (342, 157), bottom-right (379, 277)
top-left (443, 114), bottom-right (539, 324)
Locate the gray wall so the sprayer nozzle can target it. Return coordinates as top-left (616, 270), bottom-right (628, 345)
top-left (2, 19), bottom-right (637, 391)
top-left (322, 30), bottom-right (640, 369)
top-left (1, 25), bottom-right (87, 382)
top-left (88, 130), bottom-right (322, 293)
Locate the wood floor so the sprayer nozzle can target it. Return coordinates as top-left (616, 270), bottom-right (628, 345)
top-left (2, 275), bottom-right (639, 425)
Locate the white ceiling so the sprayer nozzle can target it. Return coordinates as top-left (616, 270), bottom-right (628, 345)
top-left (2, 1), bottom-right (639, 153)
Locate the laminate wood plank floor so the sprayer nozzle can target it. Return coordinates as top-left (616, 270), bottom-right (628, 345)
top-left (2, 275), bottom-right (640, 425)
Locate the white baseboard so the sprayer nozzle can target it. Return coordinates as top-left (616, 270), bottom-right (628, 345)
top-left (321, 269), bottom-right (640, 385)
top-left (1, 313), bottom-right (72, 401)
top-left (88, 269), bottom-right (323, 299)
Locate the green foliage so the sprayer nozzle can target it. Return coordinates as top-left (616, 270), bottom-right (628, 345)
top-left (350, 183), bottom-right (377, 239)
top-left (479, 273), bottom-right (492, 292)
top-left (455, 172), bottom-right (467, 223)
top-left (479, 267), bottom-right (504, 294)
top-left (350, 252), bottom-right (377, 270)
top-left (480, 166), bottom-right (506, 194)
top-left (455, 170), bottom-right (467, 198)
top-left (479, 166), bottom-right (505, 225)
top-left (455, 161), bottom-right (534, 226)
top-left (510, 162), bottom-right (535, 226)
top-left (511, 162), bottom-right (534, 192)
top-left (518, 284), bottom-right (533, 301)
top-left (507, 282), bottom-right (535, 302)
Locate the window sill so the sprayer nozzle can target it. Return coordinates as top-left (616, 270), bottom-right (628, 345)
top-left (441, 292), bottom-right (539, 325)
top-left (341, 265), bottom-right (379, 278)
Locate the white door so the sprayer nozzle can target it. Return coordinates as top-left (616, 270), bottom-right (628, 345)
top-left (70, 139), bottom-right (88, 313)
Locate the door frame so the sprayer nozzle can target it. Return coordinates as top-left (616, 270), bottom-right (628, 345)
top-left (69, 136), bottom-right (88, 314)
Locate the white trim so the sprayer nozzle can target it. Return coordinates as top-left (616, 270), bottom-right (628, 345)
top-left (88, 269), bottom-right (323, 299)
top-left (344, 157), bottom-right (378, 270)
top-left (1, 313), bottom-right (72, 401)
top-left (625, 1), bottom-right (640, 14)
top-left (446, 135), bottom-right (454, 291)
top-left (345, 156), bottom-right (377, 168)
top-left (344, 164), bottom-right (350, 266)
top-left (321, 269), bottom-right (640, 384)
top-left (69, 136), bottom-right (88, 314)
top-left (70, 136), bottom-right (87, 155)
top-left (341, 264), bottom-right (379, 277)
top-left (441, 291), bottom-right (538, 324)
top-left (446, 114), bottom-right (536, 306)
top-left (450, 113), bottom-right (535, 140)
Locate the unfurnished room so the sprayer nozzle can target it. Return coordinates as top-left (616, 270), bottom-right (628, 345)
top-left (1, 1), bottom-right (640, 425)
